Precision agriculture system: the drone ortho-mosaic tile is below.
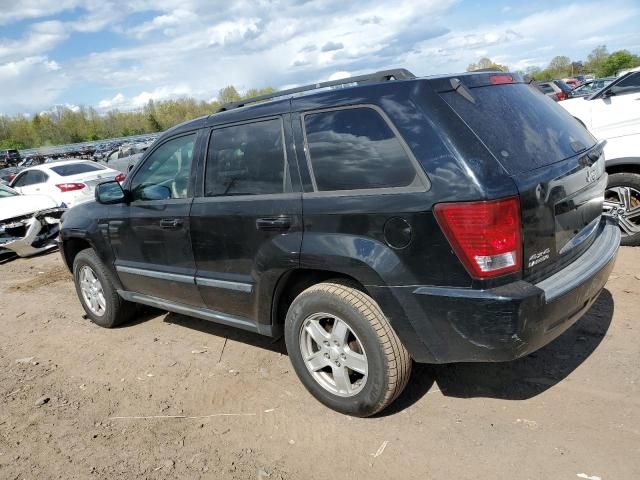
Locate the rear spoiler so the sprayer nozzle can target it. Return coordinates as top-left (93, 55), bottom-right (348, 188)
top-left (429, 72), bottom-right (526, 93)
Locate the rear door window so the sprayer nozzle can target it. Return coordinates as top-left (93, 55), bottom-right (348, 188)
top-left (303, 107), bottom-right (419, 191)
top-left (205, 119), bottom-right (289, 196)
top-left (440, 83), bottom-right (596, 174)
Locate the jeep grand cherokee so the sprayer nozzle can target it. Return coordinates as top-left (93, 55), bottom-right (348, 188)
top-left (59, 69), bottom-right (620, 416)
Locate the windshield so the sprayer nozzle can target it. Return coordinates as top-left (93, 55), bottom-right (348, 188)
top-left (0, 184), bottom-right (19, 197)
top-left (441, 83), bottom-right (596, 174)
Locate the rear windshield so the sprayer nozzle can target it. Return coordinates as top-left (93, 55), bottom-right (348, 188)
top-left (50, 162), bottom-right (105, 177)
top-left (440, 83), bottom-right (596, 174)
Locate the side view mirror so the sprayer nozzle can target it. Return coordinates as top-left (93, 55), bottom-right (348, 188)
top-left (95, 180), bottom-right (127, 204)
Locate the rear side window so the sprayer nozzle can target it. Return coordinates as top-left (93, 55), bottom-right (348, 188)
top-left (441, 83), bottom-right (596, 174)
top-left (50, 163), bottom-right (105, 176)
top-left (303, 107), bottom-right (418, 191)
top-left (537, 83), bottom-right (554, 94)
top-left (205, 119), bottom-right (289, 196)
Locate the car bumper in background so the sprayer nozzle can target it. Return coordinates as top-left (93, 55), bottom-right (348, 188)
top-left (370, 217), bottom-right (620, 363)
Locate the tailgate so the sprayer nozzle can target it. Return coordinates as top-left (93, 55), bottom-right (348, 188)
top-left (435, 73), bottom-right (606, 280)
top-left (515, 143), bottom-right (606, 280)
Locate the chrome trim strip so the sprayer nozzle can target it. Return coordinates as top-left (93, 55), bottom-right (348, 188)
top-left (195, 277), bottom-right (253, 293)
top-left (537, 219), bottom-right (620, 303)
top-left (116, 265), bottom-right (194, 284)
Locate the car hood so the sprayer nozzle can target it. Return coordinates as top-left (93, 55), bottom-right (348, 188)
top-left (559, 97), bottom-right (591, 120)
top-left (0, 195), bottom-right (58, 221)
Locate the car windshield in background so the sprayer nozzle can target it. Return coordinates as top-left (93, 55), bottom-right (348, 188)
top-left (50, 163), bottom-right (105, 176)
top-left (440, 83), bottom-right (596, 174)
top-left (0, 184), bottom-right (18, 197)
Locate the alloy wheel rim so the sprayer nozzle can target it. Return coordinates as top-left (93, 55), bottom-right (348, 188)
top-left (299, 312), bottom-right (368, 397)
top-left (79, 266), bottom-right (106, 317)
top-left (605, 186), bottom-right (640, 237)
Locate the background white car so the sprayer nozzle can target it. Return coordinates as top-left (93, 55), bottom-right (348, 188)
top-left (9, 160), bottom-right (123, 208)
top-left (561, 71), bottom-right (640, 246)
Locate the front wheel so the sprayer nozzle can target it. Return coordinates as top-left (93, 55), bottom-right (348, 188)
top-left (73, 248), bottom-right (136, 328)
top-left (285, 281), bottom-right (411, 416)
top-left (605, 172), bottom-right (640, 246)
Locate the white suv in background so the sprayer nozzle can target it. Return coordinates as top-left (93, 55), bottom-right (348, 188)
top-left (561, 72), bottom-right (640, 245)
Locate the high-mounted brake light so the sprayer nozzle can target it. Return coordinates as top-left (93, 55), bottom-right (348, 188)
top-left (434, 197), bottom-right (522, 279)
top-left (489, 75), bottom-right (514, 85)
top-left (56, 182), bottom-right (86, 192)
top-left (115, 173), bottom-right (126, 183)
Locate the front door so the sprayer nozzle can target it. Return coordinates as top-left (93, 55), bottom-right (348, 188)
top-left (109, 131), bottom-right (204, 307)
top-left (190, 116), bottom-right (302, 329)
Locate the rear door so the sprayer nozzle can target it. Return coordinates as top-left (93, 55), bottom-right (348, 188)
top-left (437, 74), bottom-right (606, 279)
top-left (190, 115), bottom-right (302, 327)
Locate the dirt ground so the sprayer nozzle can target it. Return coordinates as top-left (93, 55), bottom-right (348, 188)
top-left (0, 248), bottom-right (638, 480)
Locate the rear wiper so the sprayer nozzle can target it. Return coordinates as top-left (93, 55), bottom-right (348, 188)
top-left (450, 78), bottom-right (476, 104)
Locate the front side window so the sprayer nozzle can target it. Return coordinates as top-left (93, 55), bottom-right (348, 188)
top-left (205, 119), bottom-right (288, 196)
top-left (612, 72), bottom-right (640, 95)
top-left (303, 107), bottom-right (418, 191)
top-left (130, 133), bottom-right (195, 201)
top-left (13, 170), bottom-right (47, 187)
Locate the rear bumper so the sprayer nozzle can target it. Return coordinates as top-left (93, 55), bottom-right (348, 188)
top-left (370, 217), bottom-right (620, 363)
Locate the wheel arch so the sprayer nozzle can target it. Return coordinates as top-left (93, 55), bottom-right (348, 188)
top-left (605, 158), bottom-right (640, 176)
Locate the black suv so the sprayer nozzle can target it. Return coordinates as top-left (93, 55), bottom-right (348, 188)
top-left (60, 69), bottom-right (620, 416)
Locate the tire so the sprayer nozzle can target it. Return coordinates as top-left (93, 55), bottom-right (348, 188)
top-left (72, 248), bottom-right (136, 328)
top-left (284, 281), bottom-right (411, 417)
top-left (606, 172), bottom-right (640, 246)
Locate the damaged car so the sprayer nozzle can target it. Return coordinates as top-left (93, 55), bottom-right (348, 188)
top-left (0, 184), bottom-right (65, 258)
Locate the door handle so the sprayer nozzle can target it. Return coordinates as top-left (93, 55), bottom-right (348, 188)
top-left (256, 215), bottom-right (292, 231)
top-left (160, 218), bottom-right (183, 229)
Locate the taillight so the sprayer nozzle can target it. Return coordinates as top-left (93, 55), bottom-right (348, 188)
top-left (115, 173), bottom-right (126, 183)
top-left (56, 182), bottom-right (86, 192)
top-left (7, 173), bottom-right (16, 182)
top-left (489, 75), bottom-right (513, 85)
top-left (434, 197), bottom-right (522, 279)
top-left (556, 91), bottom-right (566, 101)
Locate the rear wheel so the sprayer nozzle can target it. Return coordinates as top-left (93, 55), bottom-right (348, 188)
top-left (73, 249), bottom-right (136, 327)
top-left (605, 172), bottom-right (640, 246)
top-left (285, 281), bottom-right (411, 416)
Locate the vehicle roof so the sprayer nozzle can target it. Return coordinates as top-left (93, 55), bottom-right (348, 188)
top-left (20, 159), bottom-right (111, 173)
top-left (154, 70), bottom-right (526, 141)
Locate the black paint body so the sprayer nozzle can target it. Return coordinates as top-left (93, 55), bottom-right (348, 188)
top-left (60, 73), bottom-right (620, 363)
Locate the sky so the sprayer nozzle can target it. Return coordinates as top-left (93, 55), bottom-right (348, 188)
top-left (1, 0), bottom-right (639, 115)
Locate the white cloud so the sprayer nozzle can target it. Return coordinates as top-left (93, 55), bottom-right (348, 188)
top-left (97, 93), bottom-right (126, 109)
top-left (0, 56), bottom-right (68, 113)
top-left (0, 21), bottom-right (68, 63)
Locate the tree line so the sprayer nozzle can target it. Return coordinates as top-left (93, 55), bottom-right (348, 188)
top-left (0, 86), bottom-right (274, 150)
top-left (467, 45), bottom-right (640, 81)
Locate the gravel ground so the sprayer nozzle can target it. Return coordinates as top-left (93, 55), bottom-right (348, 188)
top-left (0, 247), bottom-right (638, 479)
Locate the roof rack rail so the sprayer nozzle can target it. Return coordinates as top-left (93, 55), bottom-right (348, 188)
top-left (217, 68), bottom-right (416, 112)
